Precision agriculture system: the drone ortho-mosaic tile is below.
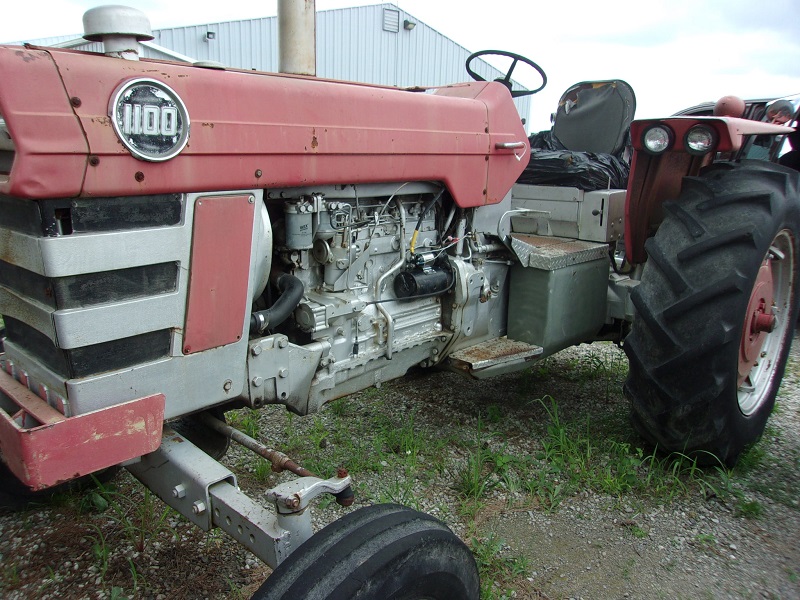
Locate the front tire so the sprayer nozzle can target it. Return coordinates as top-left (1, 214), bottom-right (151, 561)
top-left (252, 503), bottom-right (479, 600)
top-left (0, 460), bottom-right (120, 511)
top-left (624, 161), bottom-right (800, 466)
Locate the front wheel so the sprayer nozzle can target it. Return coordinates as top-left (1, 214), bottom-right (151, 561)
top-left (624, 161), bottom-right (800, 466)
top-left (0, 460), bottom-right (120, 510)
top-left (252, 504), bottom-right (479, 600)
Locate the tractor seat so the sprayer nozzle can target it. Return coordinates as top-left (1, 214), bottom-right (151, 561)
top-left (519, 80), bottom-right (636, 190)
top-left (553, 80), bottom-right (636, 156)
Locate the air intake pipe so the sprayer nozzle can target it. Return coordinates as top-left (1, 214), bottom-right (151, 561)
top-left (82, 6), bottom-right (154, 60)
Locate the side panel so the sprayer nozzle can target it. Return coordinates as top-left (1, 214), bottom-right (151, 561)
top-left (184, 194), bottom-right (256, 354)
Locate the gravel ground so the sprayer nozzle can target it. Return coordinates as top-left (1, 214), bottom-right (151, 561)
top-left (1, 333), bottom-right (798, 600)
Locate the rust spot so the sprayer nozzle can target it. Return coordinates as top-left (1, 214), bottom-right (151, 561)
top-left (311, 135), bottom-right (318, 149)
top-left (15, 50), bottom-right (38, 63)
top-left (135, 171), bottom-right (145, 182)
top-left (202, 122), bottom-right (215, 128)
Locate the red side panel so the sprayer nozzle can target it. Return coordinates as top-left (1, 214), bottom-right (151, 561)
top-left (0, 47), bottom-right (528, 207)
top-left (0, 369), bottom-right (164, 490)
top-left (183, 194), bottom-right (255, 354)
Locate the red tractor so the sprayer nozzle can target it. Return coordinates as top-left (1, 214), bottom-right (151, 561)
top-left (0, 3), bottom-right (797, 598)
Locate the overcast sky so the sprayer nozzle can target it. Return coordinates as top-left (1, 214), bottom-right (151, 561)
top-left (2, 0), bottom-right (799, 131)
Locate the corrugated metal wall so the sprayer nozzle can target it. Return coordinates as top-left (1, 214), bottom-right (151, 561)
top-left (15, 3), bottom-right (532, 127)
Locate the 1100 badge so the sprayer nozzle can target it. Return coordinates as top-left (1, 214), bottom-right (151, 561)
top-left (110, 78), bottom-right (190, 162)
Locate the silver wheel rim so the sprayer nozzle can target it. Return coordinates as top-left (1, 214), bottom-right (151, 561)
top-left (738, 229), bottom-right (795, 416)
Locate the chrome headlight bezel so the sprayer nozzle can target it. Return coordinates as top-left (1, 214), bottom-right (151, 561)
top-left (642, 125), bottom-right (674, 154)
top-left (684, 125), bottom-right (717, 156)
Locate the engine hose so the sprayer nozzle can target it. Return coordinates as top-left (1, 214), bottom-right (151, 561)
top-left (249, 273), bottom-right (305, 334)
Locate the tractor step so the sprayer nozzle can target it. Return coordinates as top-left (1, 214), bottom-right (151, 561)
top-left (447, 337), bottom-right (543, 379)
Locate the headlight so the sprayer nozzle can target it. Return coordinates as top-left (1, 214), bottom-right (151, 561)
top-left (685, 125), bottom-right (717, 155)
top-left (642, 125), bottom-right (673, 154)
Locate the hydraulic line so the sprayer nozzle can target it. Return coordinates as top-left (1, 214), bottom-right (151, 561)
top-left (374, 196), bottom-right (407, 360)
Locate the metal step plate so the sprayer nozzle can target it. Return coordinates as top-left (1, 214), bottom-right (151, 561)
top-left (447, 337), bottom-right (543, 378)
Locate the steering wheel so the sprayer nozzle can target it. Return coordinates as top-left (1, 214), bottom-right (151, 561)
top-left (465, 50), bottom-right (547, 98)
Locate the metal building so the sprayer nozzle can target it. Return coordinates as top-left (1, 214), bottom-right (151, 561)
top-left (17, 3), bottom-right (532, 127)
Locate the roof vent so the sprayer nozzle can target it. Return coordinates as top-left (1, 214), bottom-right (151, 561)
top-left (83, 5), bottom-right (154, 60)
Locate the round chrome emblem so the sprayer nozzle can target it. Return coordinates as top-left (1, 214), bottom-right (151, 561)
top-left (110, 78), bottom-right (190, 162)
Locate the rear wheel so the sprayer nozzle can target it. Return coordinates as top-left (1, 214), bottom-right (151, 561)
top-left (624, 161), bottom-right (800, 466)
top-left (252, 503), bottom-right (479, 600)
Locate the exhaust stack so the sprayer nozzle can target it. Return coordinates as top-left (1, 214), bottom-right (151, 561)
top-left (82, 5), bottom-right (153, 60)
top-left (278, 0), bottom-right (316, 76)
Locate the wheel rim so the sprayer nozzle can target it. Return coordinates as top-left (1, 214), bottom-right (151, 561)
top-left (737, 229), bottom-right (795, 416)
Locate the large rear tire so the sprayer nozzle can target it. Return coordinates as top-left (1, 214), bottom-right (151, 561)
top-left (252, 503), bottom-right (479, 600)
top-left (624, 161), bottom-right (800, 466)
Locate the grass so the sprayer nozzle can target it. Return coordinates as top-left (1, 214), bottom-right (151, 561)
top-left (695, 532), bottom-right (717, 549)
top-left (470, 533), bottom-right (533, 600)
top-left (522, 396), bottom-right (729, 506)
top-left (220, 342), bottom-right (780, 598)
top-left (0, 563), bottom-right (20, 590)
top-left (110, 488), bottom-right (173, 553)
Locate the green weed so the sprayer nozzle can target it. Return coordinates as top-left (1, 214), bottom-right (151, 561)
top-left (695, 532), bottom-right (716, 549)
top-left (376, 473), bottom-right (420, 510)
top-left (531, 397), bottom-right (728, 505)
top-left (486, 404), bottom-right (502, 424)
top-left (454, 448), bottom-right (494, 500)
top-left (736, 499), bottom-right (763, 518)
top-left (88, 524), bottom-right (110, 579)
top-left (471, 533), bottom-right (531, 600)
top-left (329, 397), bottom-right (349, 417)
top-left (623, 522), bottom-right (648, 538)
top-left (253, 458), bottom-right (273, 482)
top-left (108, 587), bottom-right (128, 600)
top-left (90, 480), bottom-right (174, 553)
top-left (1, 563), bottom-right (20, 589)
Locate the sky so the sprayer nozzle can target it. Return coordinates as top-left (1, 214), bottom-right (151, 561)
top-left (2, 0), bottom-right (799, 131)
